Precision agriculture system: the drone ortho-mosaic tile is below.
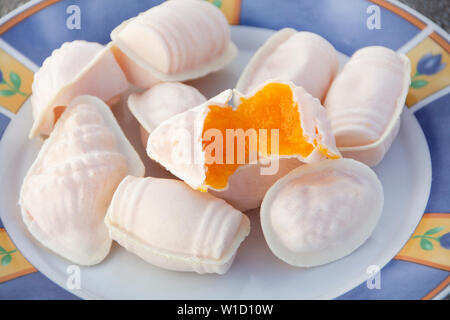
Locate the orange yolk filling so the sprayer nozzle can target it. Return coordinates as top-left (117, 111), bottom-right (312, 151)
top-left (202, 83), bottom-right (328, 190)
top-left (53, 106), bottom-right (67, 125)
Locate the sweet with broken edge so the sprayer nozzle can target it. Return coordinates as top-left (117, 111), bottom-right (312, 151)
top-left (147, 81), bottom-right (341, 206)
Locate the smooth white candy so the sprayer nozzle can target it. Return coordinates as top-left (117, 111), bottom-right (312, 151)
top-left (30, 41), bottom-right (128, 138)
top-left (325, 46), bottom-right (411, 167)
top-left (19, 96), bottom-right (145, 265)
top-left (105, 176), bottom-right (250, 274)
top-left (236, 28), bottom-right (338, 102)
top-left (261, 159), bottom-right (383, 267)
top-left (128, 82), bottom-right (206, 146)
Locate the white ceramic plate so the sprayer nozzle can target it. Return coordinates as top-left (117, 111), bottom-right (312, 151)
top-left (0, 26), bottom-right (432, 299)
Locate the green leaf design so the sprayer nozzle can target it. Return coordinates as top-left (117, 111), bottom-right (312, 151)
top-left (420, 238), bottom-right (433, 250)
top-left (0, 89), bottom-right (16, 96)
top-left (410, 80), bottom-right (429, 88)
top-left (0, 246), bottom-right (5, 253)
top-left (424, 226), bottom-right (445, 236)
top-left (9, 72), bottom-right (21, 90)
top-left (1, 254), bottom-right (12, 266)
top-left (212, 0), bottom-right (222, 8)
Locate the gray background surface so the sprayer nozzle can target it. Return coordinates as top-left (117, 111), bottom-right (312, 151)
top-left (0, 0), bottom-right (449, 32)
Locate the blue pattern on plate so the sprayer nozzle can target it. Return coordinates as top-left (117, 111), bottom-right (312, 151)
top-left (0, 271), bottom-right (79, 299)
top-left (0, 112), bottom-right (10, 141)
top-left (1, 0), bottom-right (164, 66)
top-left (337, 259), bottom-right (449, 299)
top-left (415, 94), bottom-right (450, 213)
top-left (0, 113), bottom-right (11, 229)
top-left (240, 0), bottom-right (422, 55)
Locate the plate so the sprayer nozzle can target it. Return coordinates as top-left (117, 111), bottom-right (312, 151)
top-left (0, 0), bottom-right (449, 300)
top-left (0, 25), bottom-right (433, 299)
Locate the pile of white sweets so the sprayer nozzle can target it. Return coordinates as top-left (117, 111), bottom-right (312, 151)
top-left (20, 0), bottom-right (410, 273)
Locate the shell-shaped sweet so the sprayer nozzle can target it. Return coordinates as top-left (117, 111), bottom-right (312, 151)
top-left (236, 28), bottom-right (338, 102)
top-left (105, 176), bottom-right (250, 274)
top-left (110, 0), bottom-right (237, 88)
top-left (128, 82), bottom-right (206, 146)
top-left (261, 158), bottom-right (384, 267)
top-left (19, 96), bottom-right (145, 266)
top-left (30, 41), bottom-right (129, 139)
top-left (324, 46), bottom-right (411, 167)
top-left (147, 81), bottom-right (340, 193)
